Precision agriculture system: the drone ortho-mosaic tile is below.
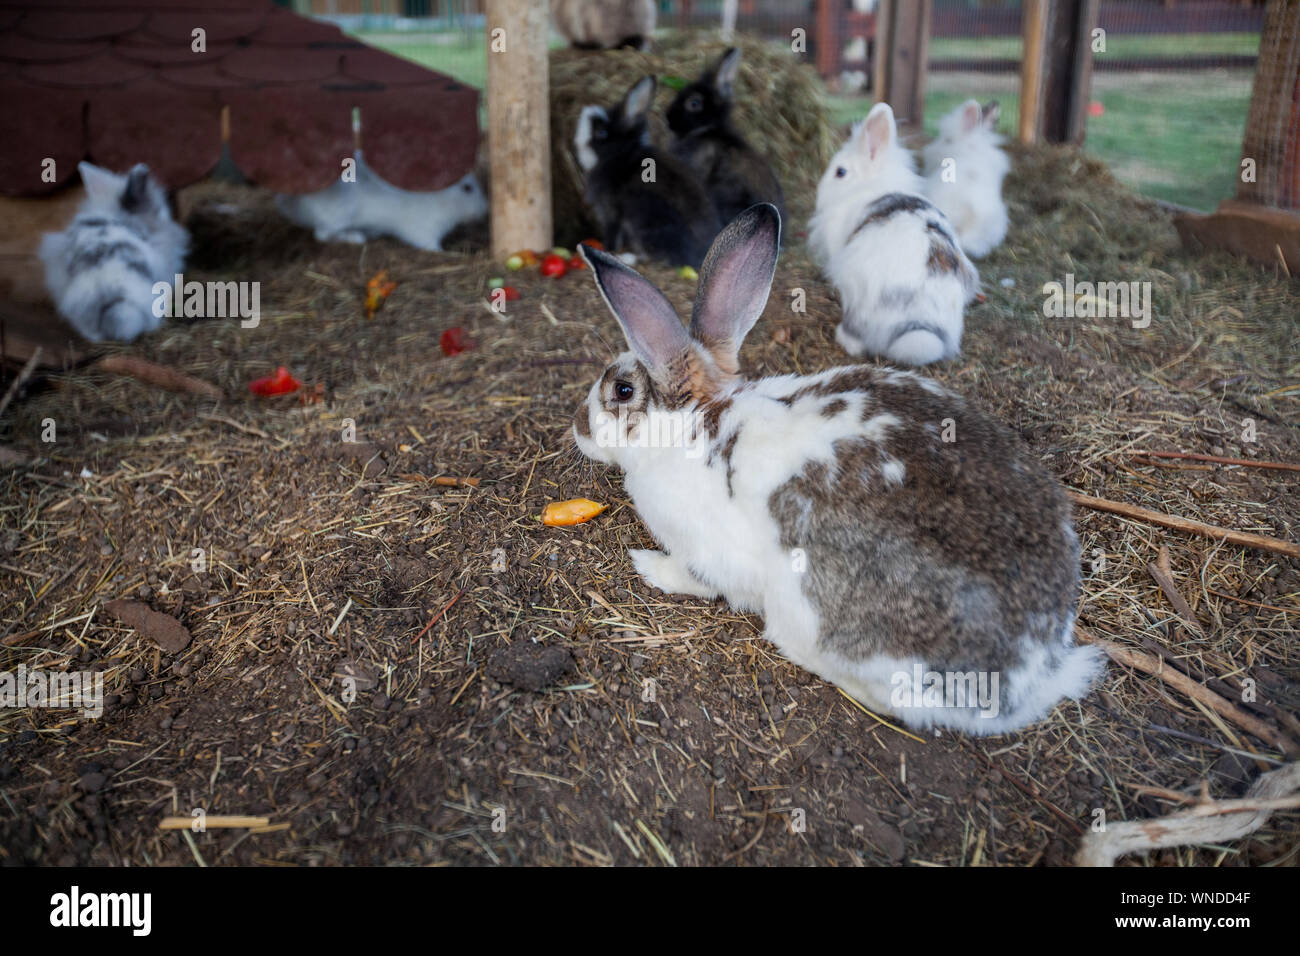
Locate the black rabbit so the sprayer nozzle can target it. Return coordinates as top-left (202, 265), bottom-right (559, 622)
top-left (575, 76), bottom-right (721, 268)
top-left (666, 48), bottom-right (787, 229)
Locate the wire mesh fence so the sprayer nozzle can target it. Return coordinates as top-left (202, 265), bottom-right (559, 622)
top-left (298, 0), bottom-right (1264, 211)
top-left (1082, 1), bottom-right (1263, 211)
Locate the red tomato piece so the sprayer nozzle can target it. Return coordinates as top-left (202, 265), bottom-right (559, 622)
top-left (249, 366), bottom-right (302, 397)
top-left (540, 254), bottom-right (567, 278)
top-left (440, 327), bottom-right (476, 356)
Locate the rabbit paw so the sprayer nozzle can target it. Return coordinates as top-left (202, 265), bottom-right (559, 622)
top-left (629, 549), bottom-right (719, 599)
top-left (835, 322), bottom-right (868, 357)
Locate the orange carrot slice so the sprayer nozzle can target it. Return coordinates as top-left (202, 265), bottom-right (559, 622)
top-left (541, 499), bottom-right (607, 527)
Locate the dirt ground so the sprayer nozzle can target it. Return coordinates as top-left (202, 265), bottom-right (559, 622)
top-left (1, 144), bottom-right (1297, 867)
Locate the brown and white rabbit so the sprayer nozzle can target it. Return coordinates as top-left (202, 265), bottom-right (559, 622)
top-left (809, 103), bottom-right (979, 366)
top-left (666, 47), bottom-right (787, 228)
top-left (573, 204), bottom-right (1101, 734)
top-left (552, 0), bottom-right (655, 51)
top-left (923, 100), bottom-right (1009, 258)
top-left (575, 76), bottom-right (722, 268)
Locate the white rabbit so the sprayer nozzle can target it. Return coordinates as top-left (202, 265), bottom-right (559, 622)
top-left (923, 99), bottom-right (1009, 258)
top-left (276, 152), bottom-right (487, 252)
top-left (572, 204), bottom-right (1101, 734)
top-left (809, 103), bottom-right (978, 366)
top-left (39, 162), bottom-right (189, 343)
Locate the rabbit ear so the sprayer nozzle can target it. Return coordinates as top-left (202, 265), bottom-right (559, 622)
top-left (620, 75), bottom-right (656, 125)
top-left (710, 47), bottom-right (741, 99)
top-left (981, 100), bottom-right (1001, 127)
top-left (121, 164), bottom-right (152, 213)
top-left (78, 161), bottom-right (120, 203)
top-left (961, 99), bottom-right (981, 133)
top-left (581, 244), bottom-right (691, 374)
top-left (856, 102), bottom-right (896, 161)
top-left (689, 203), bottom-right (780, 375)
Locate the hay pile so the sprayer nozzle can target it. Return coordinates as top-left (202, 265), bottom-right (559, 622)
top-left (3, 139), bottom-right (1299, 866)
top-left (548, 33), bottom-right (834, 245)
top-left (984, 143), bottom-right (1298, 395)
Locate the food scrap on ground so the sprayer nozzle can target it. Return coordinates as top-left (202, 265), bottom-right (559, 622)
top-left (248, 366), bottom-right (302, 397)
top-left (541, 498), bottom-right (608, 526)
top-left (440, 327), bottom-right (476, 356)
top-left (364, 269), bottom-right (398, 320)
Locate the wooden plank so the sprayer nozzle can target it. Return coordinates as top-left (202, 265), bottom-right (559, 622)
top-left (1019, 0), bottom-right (1099, 145)
top-left (0, 190), bottom-right (91, 369)
top-left (1175, 198), bottom-right (1300, 271)
top-left (873, 0), bottom-right (932, 129)
top-left (485, 0), bottom-right (552, 259)
top-left (0, 295), bottom-right (88, 371)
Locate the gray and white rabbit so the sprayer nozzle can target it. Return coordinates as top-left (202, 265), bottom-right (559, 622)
top-left (575, 76), bottom-right (721, 268)
top-left (923, 100), bottom-right (1009, 258)
top-left (276, 151), bottom-right (487, 252)
top-left (573, 204), bottom-right (1101, 734)
top-left (39, 162), bottom-right (189, 343)
top-left (666, 47), bottom-right (787, 227)
top-left (552, 0), bottom-right (655, 51)
top-left (809, 103), bottom-right (978, 366)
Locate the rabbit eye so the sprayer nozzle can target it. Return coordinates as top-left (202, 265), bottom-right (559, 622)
top-left (835, 166), bottom-right (847, 178)
top-left (686, 94), bottom-right (703, 112)
top-left (461, 183), bottom-right (473, 193)
top-left (614, 381), bottom-right (634, 402)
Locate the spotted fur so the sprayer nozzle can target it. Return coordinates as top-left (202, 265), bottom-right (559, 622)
top-left (809, 103), bottom-right (979, 367)
top-left (572, 205), bottom-right (1101, 735)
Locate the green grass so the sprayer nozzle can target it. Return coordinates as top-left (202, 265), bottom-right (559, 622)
top-left (352, 29), bottom-right (490, 89)
top-left (353, 26), bottom-right (1255, 213)
top-left (929, 32), bottom-right (1260, 61)
top-left (1082, 71), bottom-right (1251, 210)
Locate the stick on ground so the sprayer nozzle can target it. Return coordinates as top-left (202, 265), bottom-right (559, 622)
top-left (158, 816), bottom-right (270, 830)
top-left (1075, 761), bottom-right (1300, 866)
top-left (1129, 449), bottom-right (1300, 473)
top-left (0, 346), bottom-right (42, 419)
top-left (1068, 491), bottom-right (1300, 560)
top-left (1076, 624), bottom-right (1298, 757)
top-left (1146, 545), bottom-right (1203, 635)
top-left (94, 355), bottom-right (223, 399)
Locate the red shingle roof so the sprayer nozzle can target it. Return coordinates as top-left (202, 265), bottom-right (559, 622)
top-left (0, 0), bottom-right (479, 196)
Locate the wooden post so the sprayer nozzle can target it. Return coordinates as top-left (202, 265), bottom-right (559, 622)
top-left (1019, 0), bottom-right (1098, 145)
top-left (814, 0), bottom-right (837, 80)
top-left (677, 0), bottom-right (694, 30)
top-left (485, 0), bottom-right (552, 260)
top-left (1173, 0), bottom-right (1300, 267)
top-left (1239, 0), bottom-right (1300, 209)
top-left (873, 0), bottom-right (932, 130)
